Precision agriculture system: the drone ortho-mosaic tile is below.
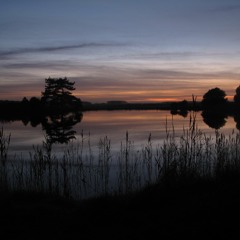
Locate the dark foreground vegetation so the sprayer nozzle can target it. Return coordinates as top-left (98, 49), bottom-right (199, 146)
top-left (1, 174), bottom-right (240, 239)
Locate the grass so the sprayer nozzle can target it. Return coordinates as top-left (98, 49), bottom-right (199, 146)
top-left (1, 111), bottom-right (240, 238)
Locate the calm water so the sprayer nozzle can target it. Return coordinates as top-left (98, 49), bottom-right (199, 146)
top-left (1, 110), bottom-right (238, 160)
top-left (1, 109), bottom-right (239, 199)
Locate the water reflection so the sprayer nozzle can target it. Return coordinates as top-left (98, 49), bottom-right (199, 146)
top-left (170, 109), bottom-right (188, 118)
top-left (0, 110), bottom-right (83, 145)
top-left (171, 109), bottom-right (240, 130)
top-left (21, 114), bottom-right (45, 128)
top-left (42, 111), bottom-right (83, 144)
top-left (1, 110), bottom-right (239, 159)
top-left (201, 110), bottom-right (228, 130)
top-left (234, 113), bottom-right (240, 130)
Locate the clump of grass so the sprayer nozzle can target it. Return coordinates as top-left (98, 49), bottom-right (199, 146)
top-left (0, 126), bottom-right (11, 165)
top-left (159, 111), bottom-right (207, 183)
top-left (0, 126), bottom-right (11, 190)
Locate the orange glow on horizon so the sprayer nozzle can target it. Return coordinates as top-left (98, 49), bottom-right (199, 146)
top-left (1, 89), bottom-right (237, 104)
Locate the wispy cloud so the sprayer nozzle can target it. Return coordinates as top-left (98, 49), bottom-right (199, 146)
top-left (136, 69), bottom-right (240, 81)
top-left (125, 51), bottom-right (216, 60)
top-left (3, 61), bottom-right (74, 70)
top-left (0, 42), bottom-right (126, 58)
top-left (210, 4), bottom-right (240, 13)
top-left (3, 58), bottom-right (240, 81)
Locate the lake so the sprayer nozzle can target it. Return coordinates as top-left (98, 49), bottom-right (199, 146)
top-left (0, 109), bottom-right (239, 199)
top-left (1, 109), bottom-right (237, 158)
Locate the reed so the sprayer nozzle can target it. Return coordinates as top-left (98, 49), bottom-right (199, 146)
top-left (1, 111), bottom-right (240, 200)
top-left (0, 127), bottom-right (11, 190)
top-left (0, 126), bottom-right (11, 165)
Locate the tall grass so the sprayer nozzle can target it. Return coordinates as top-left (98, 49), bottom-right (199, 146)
top-left (0, 126), bottom-right (11, 190)
top-left (0, 126), bottom-right (11, 165)
top-left (1, 111), bottom-right (240, 200)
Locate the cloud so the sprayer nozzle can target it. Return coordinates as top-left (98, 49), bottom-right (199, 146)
top-left (211, 4), bottom-right (240, 13)
top-left (136, 69), bottom-right (240, 81)
top-left (3, 58), bottom-right (239, 82)
top-left (125, 51), bottom-right (210, 60)
top-left (3, 61), bottom-right (74, 70)
top-left (0, 42), bottom-right (127, 58)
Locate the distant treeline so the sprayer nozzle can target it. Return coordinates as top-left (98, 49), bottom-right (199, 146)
top-left (2, 83), bottom-right (240, 122)
top-left (0, 99), bottom-right (44, 123)
top-left (0, 97), bottom-right (81, 121)
top-left (81, 100), bottom-right (202, 111)
top-left (0, 99), bottom-right (189, 118)
top-left (0, 96), bottom-right (239, 119)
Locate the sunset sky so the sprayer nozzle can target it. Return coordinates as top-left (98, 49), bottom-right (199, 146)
top-left (1, 0), bottom-right (240, 103)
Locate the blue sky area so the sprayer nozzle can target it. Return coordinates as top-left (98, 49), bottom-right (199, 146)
top-left (1, 0), bottom-right (240, 102)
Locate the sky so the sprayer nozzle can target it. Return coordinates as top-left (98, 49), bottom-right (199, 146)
top-left (1, 0), bottom-right (240, 103)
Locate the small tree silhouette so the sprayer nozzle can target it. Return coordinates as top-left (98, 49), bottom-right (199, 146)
top-left (41, 77), bottom-right (81, 113)
top-left (201, 87), bottom-right (228, 108)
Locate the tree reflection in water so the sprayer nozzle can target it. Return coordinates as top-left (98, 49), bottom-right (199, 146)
top-left (234, 113), bottom-right (240, 130)
top-left (42, 111), bottom-right (83, 144)
top-left (201, 110), bottom-right (228, 130)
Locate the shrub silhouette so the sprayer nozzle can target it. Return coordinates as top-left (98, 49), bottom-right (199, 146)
top-left (201, 87), bottom-right (228, 108)
top-left (234, 85), bottom-right (240, 105)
